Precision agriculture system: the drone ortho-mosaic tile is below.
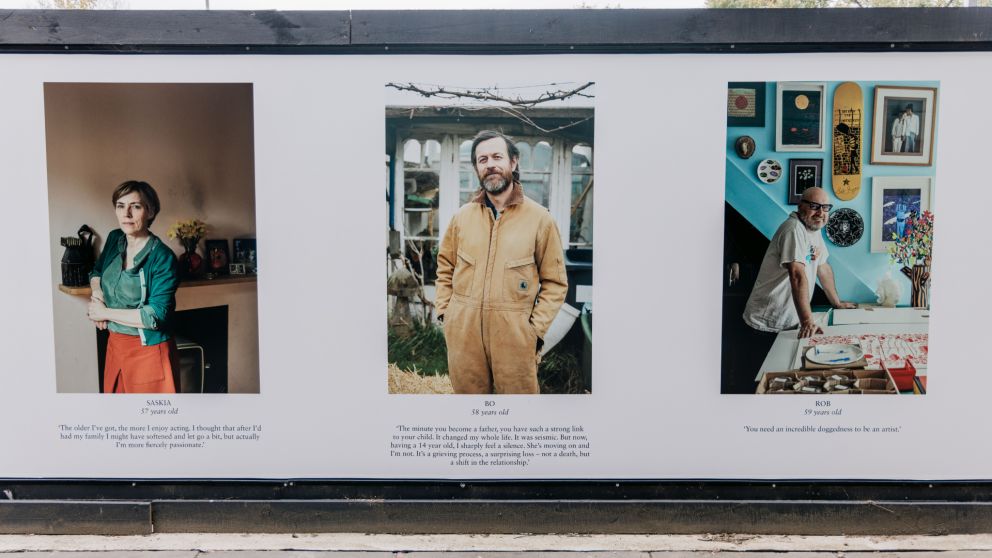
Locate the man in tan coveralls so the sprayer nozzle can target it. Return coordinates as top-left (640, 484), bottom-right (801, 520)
top-left (435, 130), bottom-right (568, 394)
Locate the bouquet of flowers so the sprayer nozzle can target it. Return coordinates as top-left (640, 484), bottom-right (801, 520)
top-left (167, 218), bottom-right (208, 251)
top-left (888, 210), bottom-right (933, 268)
top-left (888, 210), bottom-right (932, 308)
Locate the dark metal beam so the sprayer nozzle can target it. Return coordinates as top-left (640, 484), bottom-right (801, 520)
top-left (0, 8), bottom-right (991, 53)
top-left (4, 479), bottom-right (992, 502)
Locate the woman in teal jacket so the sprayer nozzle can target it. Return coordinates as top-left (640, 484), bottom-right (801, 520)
top-left (87, 181), bottom-right (180, 393)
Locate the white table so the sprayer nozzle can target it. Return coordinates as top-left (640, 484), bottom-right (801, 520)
top-left (756, 322), bottom-right (929, 381)
top-left (831, 306), bottom-right (930, 325)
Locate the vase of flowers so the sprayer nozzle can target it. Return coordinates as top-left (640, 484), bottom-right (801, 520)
top-left (888, 210), bottom-right (933, 308)
top-left (168, 218), bottom-right (208, 278)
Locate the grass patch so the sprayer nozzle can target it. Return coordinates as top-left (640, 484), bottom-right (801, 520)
top-left (388, 321), bottom-right (449, 376)
top-left (388, 320), bottom-right (588, 394)
top-left (538, 331), bottom-right (586, 394)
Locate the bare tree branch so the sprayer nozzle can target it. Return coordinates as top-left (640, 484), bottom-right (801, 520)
top-left (386, 82), bottom-right (594, 108)
top-left (492, 105), bottom-right (594, 135)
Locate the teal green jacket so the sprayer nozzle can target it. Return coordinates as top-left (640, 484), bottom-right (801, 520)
top-left (90, 228), bottom-right (179, 346)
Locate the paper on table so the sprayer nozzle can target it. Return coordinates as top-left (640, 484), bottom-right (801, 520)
top-left (832, 307), bottom-right (930, 325)
top-left (796, 333), bottom-right (929, 371)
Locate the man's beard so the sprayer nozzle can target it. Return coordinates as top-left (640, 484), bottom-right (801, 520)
top-left (799, 213), bottom-right (825, 232)
top-left (480, 170), bottom-right (512, 195)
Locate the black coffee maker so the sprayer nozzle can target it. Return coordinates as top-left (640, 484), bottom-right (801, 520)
top-left (60, 225), bottom-right (95, 287)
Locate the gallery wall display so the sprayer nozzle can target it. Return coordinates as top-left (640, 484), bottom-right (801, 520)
top-left (0, 51), bottom-right (985, 482)
top-left (722, 78), bottom-right (939, 406)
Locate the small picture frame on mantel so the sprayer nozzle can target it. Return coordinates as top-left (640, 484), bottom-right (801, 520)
top-left (233, 237), bottom-right (257, 274)
top-left (204, 239), bottom-right (230, 275)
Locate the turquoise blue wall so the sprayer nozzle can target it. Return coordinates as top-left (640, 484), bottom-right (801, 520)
top-left (725, 80), bottom-right (938, 306)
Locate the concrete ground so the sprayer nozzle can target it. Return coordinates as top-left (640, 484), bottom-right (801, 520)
top-left (2, 534), bottom-right (992, 555)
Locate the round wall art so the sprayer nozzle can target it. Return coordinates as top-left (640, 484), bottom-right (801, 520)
top-left (735, 136), bottom-right (756, 159)
top-left (756, 159), bottom-right (782, 184)
top-left (825, 208), bottom-right (864, 247)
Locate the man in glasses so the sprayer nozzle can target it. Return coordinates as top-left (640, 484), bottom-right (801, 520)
top-left (737, 187), bottom-right (858, 387)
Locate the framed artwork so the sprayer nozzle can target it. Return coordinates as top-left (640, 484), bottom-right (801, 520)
top-left (233, 237), bottom-right (257, 274)
top-left (870, 85), bottom-right (938, 166)
top-left (727, 82), bottom-right (766, 127)
top-left (787, 158), bottom-right (823, 205)
top-left (870, 176), bottom-right (932, 253)
top-left (204, 239), bottom-right (230, 275)
top-left (776, 82), bottom-right (826, 151)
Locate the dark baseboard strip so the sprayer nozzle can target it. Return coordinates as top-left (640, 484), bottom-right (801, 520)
top-left (2, 498), bottom-right (991, 535)
top-left (0, 500), bottom-right (151, 535)
top-left (140, 499), bottom-right (992, 535)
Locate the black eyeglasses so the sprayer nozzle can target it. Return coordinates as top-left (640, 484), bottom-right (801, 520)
top-left (801, 201), bottom-right (833, 212)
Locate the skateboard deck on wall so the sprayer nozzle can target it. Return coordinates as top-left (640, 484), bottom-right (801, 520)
top-left (831, 82), bottom-right (863, 201)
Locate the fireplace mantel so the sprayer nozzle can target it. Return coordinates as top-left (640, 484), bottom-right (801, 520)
top-left (57, 275), bottom-right (257, 296)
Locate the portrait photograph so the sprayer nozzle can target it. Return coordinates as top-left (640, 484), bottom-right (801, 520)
top-left (45, 82), bottom-right (260, 394)
top-left (723, 80), bottom-right (937, 396)
top-left (385, 81), bottom-right (595, 395)
top-left (870, 85), bottom-right (937, 166)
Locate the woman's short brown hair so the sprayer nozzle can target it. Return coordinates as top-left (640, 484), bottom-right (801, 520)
top-left (111, 180), bottom-right (161, 227)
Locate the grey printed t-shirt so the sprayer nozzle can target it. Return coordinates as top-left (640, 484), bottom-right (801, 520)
top-left (743, 212), bottom-right (828, 332)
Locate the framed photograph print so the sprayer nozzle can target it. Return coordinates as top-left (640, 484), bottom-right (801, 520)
top-left (871, 176), bottom-right (932, 253)
top-left (727, 82), bottom-right (766, 127)
top-left (870, 85), bottom-right (938, 166)
top-left (204, 239), bottom-right (230, 275)
top-left (233, 237), bottom-right (257, 274)
top-left (787, 158), bottom-right (823, 204)
top-left (776, 82), bottom-right (825, 151)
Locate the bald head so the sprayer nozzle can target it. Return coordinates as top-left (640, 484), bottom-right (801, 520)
top-left (797, 187), bottom-right (830, 232)
top-left (800, 187), bottom-right (828, 205)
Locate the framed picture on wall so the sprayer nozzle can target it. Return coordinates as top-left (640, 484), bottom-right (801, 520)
top-left (871, 176), bottom-right (932, 253)
top-left (776, 82), bottom-right (825, 151)
top-left (870, 85), bottom-right (938, 166)
top-left (787, 158), bottom-right (823, 204)
top-left (727, 82), bottom-right (766, 127)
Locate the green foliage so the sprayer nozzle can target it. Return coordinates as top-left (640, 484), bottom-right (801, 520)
top-left (706, 0), bottom-right (831, 7)
top-left (538, 345), bottom-right (585, 395)
top-left (388, 321), bottom-right (589, 395)
top-left (388, 322), bottom-right (449, 377)
top-left (35, 0), bottom-right (129, 7)
top-left (706, 0), bottom-right (981, 6)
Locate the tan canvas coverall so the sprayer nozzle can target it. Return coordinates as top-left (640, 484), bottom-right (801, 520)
top-left (435, 183), bottom-right (568, 394)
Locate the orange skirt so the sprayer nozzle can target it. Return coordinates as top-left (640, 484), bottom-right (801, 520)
top-left (104, 331), bottom-right (179, 394)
